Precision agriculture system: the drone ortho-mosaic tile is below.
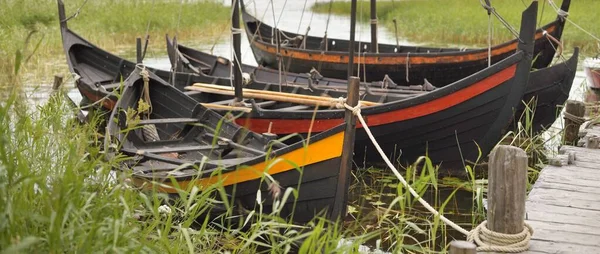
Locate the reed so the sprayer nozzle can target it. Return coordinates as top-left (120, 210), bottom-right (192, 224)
top-left (312, 0), bottom-right (600, 55)
top-left (0, 0), bottom-right (229, 85)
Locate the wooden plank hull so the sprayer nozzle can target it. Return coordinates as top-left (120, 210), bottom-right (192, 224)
top-left (59, 1), bottom-right (543, 175)
top-left (105, 68), bottom-right (348, 223)
top-left (239, 0), bottom-right (570, 87)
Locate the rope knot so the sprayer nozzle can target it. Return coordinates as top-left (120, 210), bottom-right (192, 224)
top-left (342, 102), bottom-right (362, 116)
top-left (334, 97), bottom-right (347, 109)
top-left (467, 221), bottom-right (533, 252)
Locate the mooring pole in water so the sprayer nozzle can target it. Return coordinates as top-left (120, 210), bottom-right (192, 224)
top-left (136, 37), bottom-right (143, 64)
top-left (370, 0), bottom-right (378, 53)
top-left (332, 76), bottom-right (360, 220)
top-left (347, 0), bottom-right (358, 77)
top-left (488, 145), bottom-right (527, 235)
top-left (232, 0), bottom-right (243, 103)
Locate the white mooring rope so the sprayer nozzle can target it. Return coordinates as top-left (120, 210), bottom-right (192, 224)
top-left (342, 102), bottom-right (533, 252)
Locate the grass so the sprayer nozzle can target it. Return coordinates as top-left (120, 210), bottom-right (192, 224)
top-left (0, 83), bottom-right (475, 252)
top-left (0, 0), bottom-right (230, 85)
top-left (311, 0), bottom-right (600, 55)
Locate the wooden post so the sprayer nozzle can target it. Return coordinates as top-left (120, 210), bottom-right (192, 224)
top-left (331, 76), bottom-right (359, 219)
top-left (562, 100), bottom-right (585, 145)
top-left (449, 240), bottom-right (477, 254)
top-left (369, 0), bottom-right (378, 53)
top-left (136, 37), bottom-right (142, 64)
top-left (488, 145), bottom-right (527, 234)
top-left (347, 0), bottom-right (357, 78)
top-left (52, 75), bottom-right (64, 91)
top-left (232, 0), bottom-right (243, 103)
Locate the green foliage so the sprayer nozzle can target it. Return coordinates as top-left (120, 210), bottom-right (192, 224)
top-left (0, 0), bottom-right (230, 83)
top-left (312, 0), bottom-right (600, 55)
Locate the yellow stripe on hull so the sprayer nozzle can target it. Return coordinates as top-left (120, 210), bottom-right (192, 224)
top-left (132, 130), bottom-right (345, 193)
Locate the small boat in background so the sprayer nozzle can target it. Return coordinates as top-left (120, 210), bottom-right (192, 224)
top-left (106, 67), bottom-right (350, 223)
top-left (584, 57), bottom-right (600, 89)
top-left (239, 0), bottom-right (570, 87)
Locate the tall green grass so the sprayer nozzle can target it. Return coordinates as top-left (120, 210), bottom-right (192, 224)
top-left (0, 0), bottom-right (230, 84)
top-left (0, 86), bottom-right (471, 252)
top-left (312, 0), bottom-right (599, 54)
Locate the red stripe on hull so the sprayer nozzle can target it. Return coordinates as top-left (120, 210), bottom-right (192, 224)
top-left (78, 86), bottom-right (116, 110)
top-left (236, 65), bottom-right (517, 134)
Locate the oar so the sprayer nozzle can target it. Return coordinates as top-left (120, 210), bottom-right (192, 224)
top-left (201, 103), bottom-right (251, 113)
top-left (189, 83), bottom-right (381, 107)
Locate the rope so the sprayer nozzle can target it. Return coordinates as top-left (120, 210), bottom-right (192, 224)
top-left (140, 66), bottom-right (152, 117)
top-left (297, 0), bottom-right (309, 34)
top-left (564, 111), bottom-right (586, 125)
top-left (341, 102), bottom-right (534, 252)
top-left (479, 0), bottom-right (523, 43)
top-left (547, 0), bottom-right (600, 43)
top-left (61, 0), bottom-right (90, 22)
top-left (542, 30), bottom-right (565, 61)
top-left (468, 221), bottom-right (533, 253)
top-left (175, 0), bottom-right (184, 38)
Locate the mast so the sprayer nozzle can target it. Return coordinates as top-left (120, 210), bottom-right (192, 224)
top-left (232, 0), bottom-right (243, 103)
top-left (370, 0), bottom-right (378, 53)
top-left (347, 0), bottom-right (358, 77)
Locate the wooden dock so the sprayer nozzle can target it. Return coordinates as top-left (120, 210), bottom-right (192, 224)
top-left (524, 124), bottom-right (600, 253)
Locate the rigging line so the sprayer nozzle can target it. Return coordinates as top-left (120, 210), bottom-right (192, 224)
top-left (479, 0), bottom-right (522, 43)
top-left (175, 0), bottom-right (185, 38)
top-left (61, 0), bottom-right (90, 22)
top-left (240, 0), bottom-right (271, 61)
top-left (141, 0), bottom-right (157, 60)
top-left (297, 0), bottom-right (309, 34)
top-left (275, 0), bottom-right (289, 28)
top-left (547, 0), bottom-right (600, 43)
top-left (269, 0), bottom-right (283, 90)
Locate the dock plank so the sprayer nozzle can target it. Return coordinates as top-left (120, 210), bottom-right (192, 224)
top-left (523, 134), bottom-right (600, 253)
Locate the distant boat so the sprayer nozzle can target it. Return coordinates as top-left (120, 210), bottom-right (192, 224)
top-left (239, 0), bottom-right (571, 87)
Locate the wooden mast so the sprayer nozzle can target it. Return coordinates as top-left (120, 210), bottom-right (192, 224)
top-left (332, 0), bottom-right (359, 221)
top-left (370, 0), bottom-right (378, 53)
top-left (232, 0), bottom-right (243, 103)
top-left (347, 0), bottom-right (358, 77)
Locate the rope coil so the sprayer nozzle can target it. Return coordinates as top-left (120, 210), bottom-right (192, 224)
top-left (341, 102), bottom-right (533, 252)
top-left (468, 221), bottom-right (533, 253)
top-left (564, 111), bottom-right (586, 125)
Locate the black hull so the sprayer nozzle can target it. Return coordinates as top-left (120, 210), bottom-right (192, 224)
top-left (240, 0), bottom-right (570, 87)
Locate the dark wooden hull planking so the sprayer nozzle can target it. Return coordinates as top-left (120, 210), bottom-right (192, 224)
top-left (105, 68), bottom-right (348, 223)
top-left (239, 0), bottom-right (570, 87)
top-left (60, 1), bottom-right (546, 174)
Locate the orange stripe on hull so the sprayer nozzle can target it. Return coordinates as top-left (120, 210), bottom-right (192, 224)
top-left (254, 27), bottom-right (555, 65)
top-left (132, 130), bottom-right (345, 193)
top-left (236, 64), bottom-right (517, 134)
top-left (79, 86), bottom-right (116, 110)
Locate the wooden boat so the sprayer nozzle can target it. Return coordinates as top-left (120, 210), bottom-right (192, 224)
top-left (239, 0), bottom-right (570, 87)
top-left (105, 67), bottom-right (350, 223)
top-left (584, 57), bottom-right (600, 89)
top-left (60, 0), bottom-right (540, 173)
top-left (168, 39), bottom-right (578, 134)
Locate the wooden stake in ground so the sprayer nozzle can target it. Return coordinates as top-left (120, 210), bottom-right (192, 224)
top-left (488, 145), bottom-right (527, 234)
top-left (562, 100), bottom-right (585, 145)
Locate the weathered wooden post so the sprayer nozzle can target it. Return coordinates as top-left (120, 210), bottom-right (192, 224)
top-left (449, 240), bottom-right (477, 254)
top-left (562, 100), bottom-right (585, 145)
top-left (488, 145), bottom-right (527, 234)
top-left (331, 76), bottom-right (359, 219)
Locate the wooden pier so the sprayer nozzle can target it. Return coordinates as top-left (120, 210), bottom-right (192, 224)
top-left (524, 124), bottom-right (600, 253)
